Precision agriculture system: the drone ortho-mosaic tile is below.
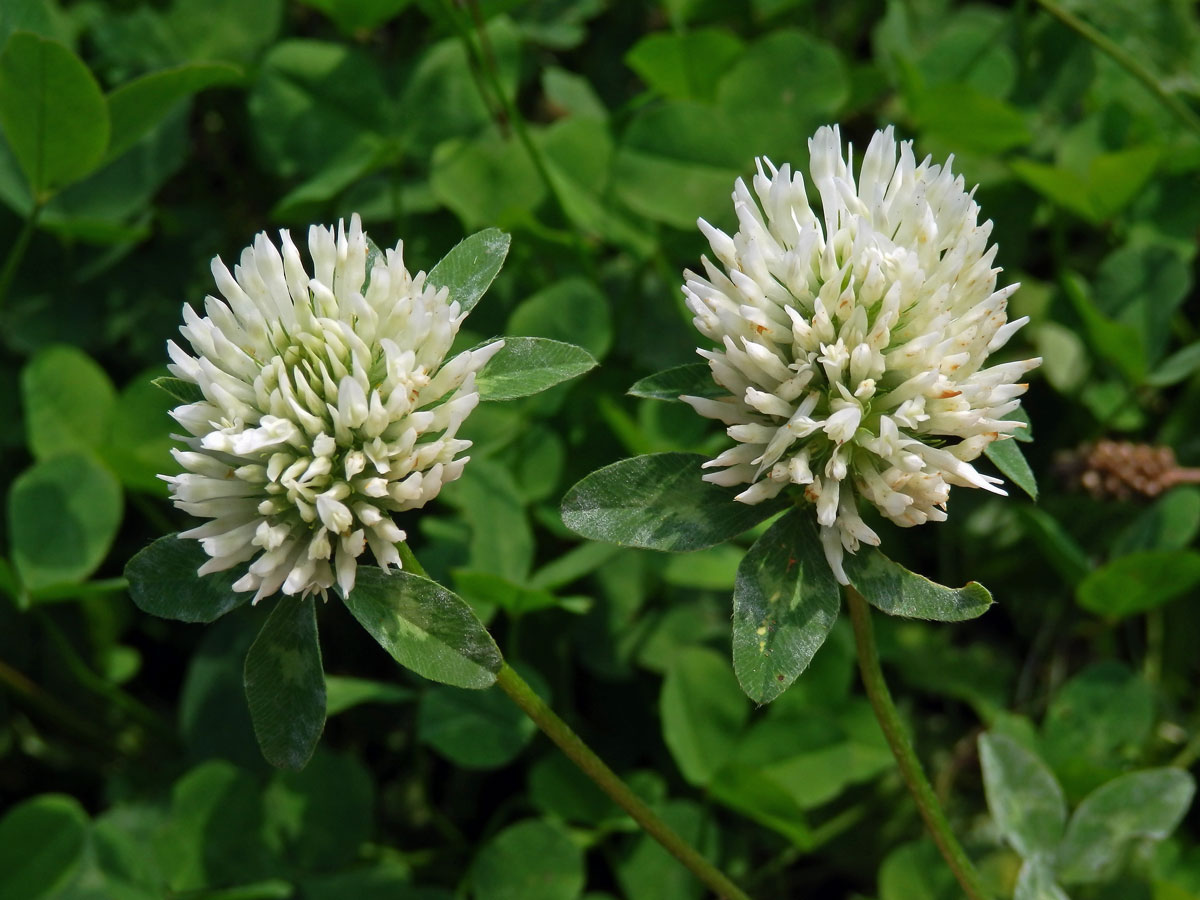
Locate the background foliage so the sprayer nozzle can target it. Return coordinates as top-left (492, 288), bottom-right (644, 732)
top-left (2, 0), bottom-right (1200, 897)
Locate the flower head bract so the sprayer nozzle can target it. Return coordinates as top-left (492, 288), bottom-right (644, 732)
top-left (163, 214), bottom-right (502, 603)
top-left (682, 125), bottom-right (1041, 582)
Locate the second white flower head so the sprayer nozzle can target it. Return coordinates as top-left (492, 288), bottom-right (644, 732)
top-left (683, 126), bottom-right (1040, 582)
top-left (163, 215), bottom-right (503, 603)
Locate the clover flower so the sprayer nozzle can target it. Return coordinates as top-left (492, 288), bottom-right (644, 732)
top-left (682, 125), bottom-right (1040, 582)
top-left (162, 214), bottom-right (502, 602)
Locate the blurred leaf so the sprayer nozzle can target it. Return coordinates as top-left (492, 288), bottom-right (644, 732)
top-left (538, 117), bottom-right (657, 257)
top-left (431, 132), bottom-right (546, 229)
top-left (732, 509), bottom-right (840, 704)
top-left (0, 32), bottom-right (108, 196)
top-left (444, 460), bottom-right (533, 582)
top-left (105, 61), bottom-right (242, 163)
top-left (615, 800), bottom-right (716, 900)
top-left (1017, 507), bottom-right (1092, 587)
top-left (715, 30), bottom-right (848, 160)
top-left (911, 83), bottom-right (1031, 153)
top-left (1149, 341), bottom-right (1200, 387)
top-left (662, 542), bottom-right (742, 589)
top-left (1095, 240), bottom-right (1190, 368)
top-left (625, 28), bottom-right (744, 102)
top-left (475, 337), bottom-right (597, 401)
top-left (1042, 662), bottom-right (1154, 800)
top-left (341, 568), bottom-right (503, 689)
top-left (418, 680), bottom-right (536, 769)
top-left (297, 0), bottom-right (414, 33)
top-left (10, 452), bottom-right (122, 592)
top-left (125, 534), bottom-right (249, 623)
top-left (627, 363), bottom-right (725, 401)
top-left (1056, 769), bottom-right (1195, 884)
top-left (454, 570), bottom-right (558, 617)
top-left (101, 370), bottom-right (177, 493)
top-left (613, 101), bottom-right (746, 229)
top-left (21, 344), bottom-right (116, 461)
top-left (324, 674), bottom-right (413, 715)
top-left (471, 819), bottom-right (584, 900)
top-left (302, 865), bottom-right (452, 900)
top-left (561, 452), bottom-right (787, 552)
top-left (0, 794), bottom-right (88, 900)
top-left (272, 133), bottom-right (391, 221)
top-left (985, 438), bottom-right (1038, 500)
top-left (507, 276), bottom-right (613, 359)
top-left (529, 752), bottom-right (618, 826)
top-left (248, 39), bottom-right (389, 178)
top-left (427, 227), bottom-right (511, 315)
top-left (843, 550), bottom-right (992, 621)
top-left (878, 839), bottom-right (960, 900)
top-left (1012, 146), bottom-right (1159, 224)
top-left (243, 597), bottom-right (326, 770)
top-left (1059, 270), bottom-right (1146, 382)
top-left (660, 646), bottom-right (750, 786)
top-left (1014, 859), bottom-right (1070, 900)
top-left (263, 750), bottom-right (372, 869)
top-left (978, 732), bottom-right (1067, 859)
top-left (1113, 488), bottom-right (1200, 555)
top-left (1077, 550), bottom-right (1200, 619)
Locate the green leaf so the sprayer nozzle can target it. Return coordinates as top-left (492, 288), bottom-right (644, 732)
top-left (426, 227), bottom-right (510, 314)
top-left (9, 452), bottom-right (122, 592)
top-left (715, 30), bottom-right (848, 161)
top-left (0, 32), bottom-right (108, 196)
top-left (263, 750), bottom-right (372, 870)
top-left (985, 438), bottom-right (1038, 499)
top-left (660, 646), bottom-right (750, 786)
top-left (1017, 507), bottom-right (1091, 587)
top-left (1014, 859), bottom-right (1070, 900)
top-left (418, 676), bottom-right (538, 769)
top-left (101, 369), bottom-right (177, 494)
top-left (1077, 550), bottom-right (1200, 619)
top-left (732, 509), bottom-right (840, 704)
top-left (561, 452), bottom-right (788, 552)
top-left (152, 375), bottom-right (204, 404)
top-left (627, 363), bottom-right (726, 401)
top-left (243, 597), bottom-right (326, 770)
top-left (454, 570), bottom-right (559, 617)
top-left (21, 344), bottom-right (116, 461)
top-left (247, 39), bottom-right (389, 179)
top-left (431, 133), bottom-right (546, 230)
top-left (324, 675), bottom-right (413, 716)
top-left (1148, 341), bottom-right (1200, 387)
top-left (297, 0), bottom-right (415, 33)
top-left (341, 567), bottom-right (503, 689)
top-left (1060, 270), bottom-right (1147, 382)
top-left (1041, 662), bottom-right (1154, 801)
top-left (978, 732), bottom-right (1067, 859)
top-left (843, 550), bottom-right (992, 621)
top-left (0, 794), bottom-right (88, 900)
top-left (879, 839), bottom-right (960, 900)
top-left (125, 534), bottom-right (250, 623)
top-left (613, 101), bottom-right (747, 229)
top-left (475, 336), bottom-right (597, 401)
top-left (442, 459), bottom-right (533, 582)
top-left (910, 83), bottom-right (1031, 154)
top-left (1113, 487), bottom-right (1200, 555)
top-left (625, 28), bottom-right (744, 102)
top-left (615, 800), bottom-right (718, 900)
top-left (1056, 768), bottom-right (1195, 884)
top-left (105, 62), bottom-right (242, 163)
top-left (471, 819), bottom-right (585, 900)
top-left (507, 277), bottom-right (613, 360)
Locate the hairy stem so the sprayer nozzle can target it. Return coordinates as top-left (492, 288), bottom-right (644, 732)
top-left (846, 585), bottom-right (993, 900)
top-left (495, 663), bottom-right (753, 900)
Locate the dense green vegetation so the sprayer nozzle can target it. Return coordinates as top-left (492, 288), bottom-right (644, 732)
top-left (3, 1), bottom-right (1200, 898)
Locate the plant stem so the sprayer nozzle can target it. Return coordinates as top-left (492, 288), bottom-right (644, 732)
top-left (0, 203), bottom-right (42, 312)
top-left (495, 663), bottom-right (753, 900)
top-left (846, 585), bottom-right (993, 900)
top-left (1035, 0), bottom-right (1200, 136)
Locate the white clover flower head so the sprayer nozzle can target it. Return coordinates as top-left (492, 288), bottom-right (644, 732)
top-left (162, 214), bottom-right (503, 603)
top-left (682, 125), bottom-right (1041, 583)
